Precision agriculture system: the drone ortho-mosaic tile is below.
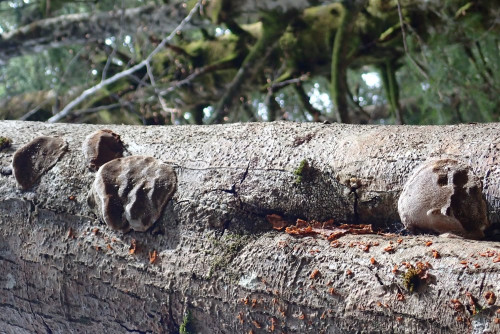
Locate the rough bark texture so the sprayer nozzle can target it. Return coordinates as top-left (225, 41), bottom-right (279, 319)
top-left (0, 120), bottom-right (499, 334)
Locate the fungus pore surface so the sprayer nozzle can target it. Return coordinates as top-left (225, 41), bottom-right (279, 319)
top-left (82, 129), bottom-right (124, 171)
top-left (91, 156), bottom-right (177, 232)
top-left (12, 136), bottom-right (67, 190)
top-left (398, 158), bottom-right (489, 239)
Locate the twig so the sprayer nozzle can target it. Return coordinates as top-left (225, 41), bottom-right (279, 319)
top-left (47, 0), bottom-right (201, 123)
top-left (146, 61), bottom-right (175, 123)
top-left (270, 73), bottom-right (309, 90)
top-left (20, 46), bottom-right (87, 121)
top-left (19, 98), bottom-right (53, 121)
top-left (159, 62), bottom-right (231, 96)
top-left (294, 84), bottom-right (322, 122)
top-left (396, 0), bottom-right (430, 81)
top-left (102, 16), bottom-right (123, 80)
top-left (73, 103), bottom-right (123, 116)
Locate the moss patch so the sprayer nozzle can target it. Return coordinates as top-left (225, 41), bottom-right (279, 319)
top-left (207, 233), bottom-right (250, 280)
top-left (402, 267), bottom-right (420, 293)
top-left (294, 159), bottom-right (310, 184)
top-left (179, 311), bottom-right (194, 334)
top-left (0, 137), bottom-right (12, 151)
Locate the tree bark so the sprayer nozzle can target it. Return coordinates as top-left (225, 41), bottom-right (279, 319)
top-left (0, 120), bottom-right (499, 333)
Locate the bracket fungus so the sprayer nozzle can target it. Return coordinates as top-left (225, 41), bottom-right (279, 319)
top-left (90, 156), bottom-right (177, 232)
top-left (12, 136), bottom-right (67, 190)
top-left (398, 158), bottom-right (489, 239)
top-left (82, 129), bottom-right (124, 171)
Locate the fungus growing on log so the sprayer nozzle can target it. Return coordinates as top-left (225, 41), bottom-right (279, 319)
top-left (12, 136), bottom-right (67, 190)
top-left (90, 156), bottom-right (177, 232)
top-left (82, 129), bottom-right (124, 171)
top-left (398, 159), bottom-right (489, 239)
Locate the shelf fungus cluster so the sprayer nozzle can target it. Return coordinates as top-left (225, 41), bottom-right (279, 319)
top-left (398, 158), bottom-right (489, 239)
top-left (12, 136), bottom-right (67, 190)
top-left (82, 130), bottom-right (177, 233)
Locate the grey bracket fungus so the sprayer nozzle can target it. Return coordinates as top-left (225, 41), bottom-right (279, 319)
top-left (82, 129), bottom-right (124, 171)
top-left (90, 156), bottom-right (177, 232)
top-left (398, 158), bottom-right (490, 239)
top-left (12, 136), bottom-right (68, 190)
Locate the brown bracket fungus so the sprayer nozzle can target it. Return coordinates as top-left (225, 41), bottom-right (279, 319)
top-left (12, 136), bottom-right (67, 190)
top-left (82, 129), bottom-right (124, 171)
top-left (90, 156), bottom-right (177, 232)
top-left (398, 158), bottom-right (489, 239)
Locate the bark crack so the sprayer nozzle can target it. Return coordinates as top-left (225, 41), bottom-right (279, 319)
top-left (373, 271), bottom-right (385, 287)
top-left (352, 188), bottom-right (360, 224)
top-left (478, 271), bottom-right (487, 295)
top-left (0, 255), bottom-right (17, 265)
top-left (117, 321), bottom-right (149, 333)
top-left (20, 200), bottom-right (53, 333)
top-left (290, 257), bottom-right (306, 288)
top-left (22, 260), bottom-right (53, 333)
top-left (239, 160), bottom-right (251, 185)
top-left (209, 161), bottom-right (252, 202)
top-left (2, 320), bottom-right (32, 332)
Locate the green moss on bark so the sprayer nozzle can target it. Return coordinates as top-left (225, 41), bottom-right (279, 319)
top-left (0, 137), bottom-right (12, 151)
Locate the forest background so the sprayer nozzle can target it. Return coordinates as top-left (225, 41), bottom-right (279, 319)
top-left (0, 0), bottom-right (498, 126)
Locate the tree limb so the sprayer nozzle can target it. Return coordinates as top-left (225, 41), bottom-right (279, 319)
top-left (0, 121), bottom-right (499, 333)
top-left (330, 2), bottom-right (355, 123)
top-left (209, 12), bottom-right (292, 124)
top-left (46, 1), bottom-right (202, 123)
top-left (396, 0), bottom-right (430, 81)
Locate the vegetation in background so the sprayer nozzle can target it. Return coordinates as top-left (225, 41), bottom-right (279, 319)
top-left (0, 0), bottom-right (498, 125)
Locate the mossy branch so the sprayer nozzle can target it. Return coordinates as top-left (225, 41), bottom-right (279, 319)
top-left (209, 12), bottom-right (292, 124)
top-left (265, 90), bottom-right (280, 121)
top-left (294, 85), bottom-right (322, 122)
top-left (330, 3), bottom-right (352, 123)
top-left (380, 60), bottom-right (404, 124)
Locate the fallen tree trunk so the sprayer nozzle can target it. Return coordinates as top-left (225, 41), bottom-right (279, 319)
top-left (0, 120), bottom-right (499, 333)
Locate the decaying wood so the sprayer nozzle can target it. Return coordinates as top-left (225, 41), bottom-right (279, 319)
top-left (0, 120), bottom-right (499, 333)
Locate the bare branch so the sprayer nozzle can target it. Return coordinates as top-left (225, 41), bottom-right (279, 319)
top-left (270, 73), bottom-right (309, 90)
top-left (19, 98), bottom-right (54, 121)
top-left (294, 84), bottom-right (322, 122)
top-left (73, 103), bottom-right (123, 116)
top-left (396, 0), bottom-right (430, 81)
top-left (146, 61), bottom-right (175, 123)
top-left (47, 1), bottom-right (202, 123)
top-left (102, 6), bottom-right (125, 82)
top-left (159, 62), bottom-right (233, 97)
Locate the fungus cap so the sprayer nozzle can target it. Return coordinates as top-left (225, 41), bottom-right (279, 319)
top-left (398, 159), bottom-right (489, 239)
top-left (82, 129), bottom-right (124, 171)
top-left (12, 136), bottom-right (67, 190)
top-left (91, 156), bottom-right (177, 232)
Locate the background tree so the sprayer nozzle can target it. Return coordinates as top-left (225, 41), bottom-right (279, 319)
top-left (0, 0), bottom-right (498, 125)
